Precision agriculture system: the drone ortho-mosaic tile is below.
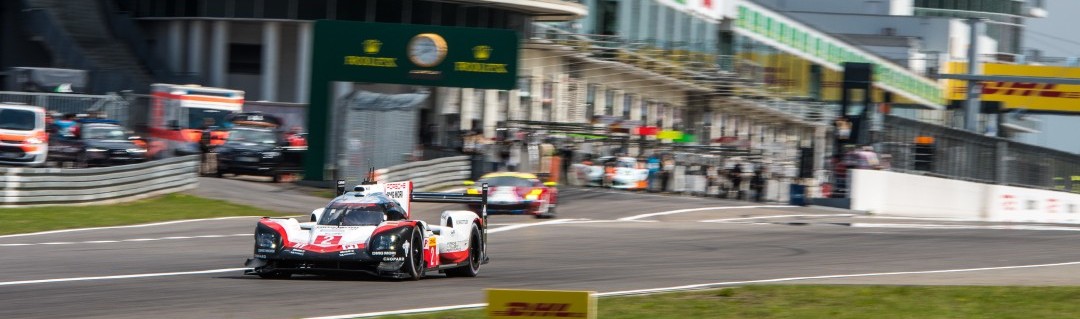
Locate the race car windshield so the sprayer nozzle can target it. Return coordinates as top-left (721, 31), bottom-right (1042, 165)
top-left (0, 109), bottom-right (36, 131)
top-left (185, 108), bottom-right (232, 129)
top-left (319, 204), bottom-right (386, 226)
top-left (226, 128), bottom-right (277, 145)
top-left (83, 126), bottom-right (127, 140)
top-left (478, 176), bottom-right (537, 187)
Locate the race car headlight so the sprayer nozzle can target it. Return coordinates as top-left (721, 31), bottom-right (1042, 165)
top-left (373, 234), bottom-right (397, 250)
top-left (262, 151), bottom-right (281, 158)
top-left (127, 148), bottom-right (147, 153)
top-left (26, 137), bottom-right (43, 144)
top-left (86, 147), bottom-right (107, 152)
top-left (256, 232), bottom-right (279, 249)
top-left (524, 189), bottom-right (543, 201)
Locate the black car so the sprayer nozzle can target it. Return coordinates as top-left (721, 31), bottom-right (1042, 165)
top-left (214, 126), bottom-right (304, 182)
top-left (47, 122), bottom-right (148, 167)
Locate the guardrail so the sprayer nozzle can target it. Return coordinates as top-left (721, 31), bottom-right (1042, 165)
top-left (1, 155), bottom-right (199, 207)
top-left (375, 156), bottom-right (471, 191)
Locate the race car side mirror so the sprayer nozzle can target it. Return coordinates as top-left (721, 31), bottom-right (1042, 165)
top-left (463, 181), bottom-right (475, 186)
top-left (544, 181), bottom-right (558, 187)
top-left (310, 208), bottom-right (325, 223)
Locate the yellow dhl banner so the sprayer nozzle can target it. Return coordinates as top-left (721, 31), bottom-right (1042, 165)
top-left (947, 62), bottom-right (1080, 113)
top-left (487, 289), bottom-right (596, 319)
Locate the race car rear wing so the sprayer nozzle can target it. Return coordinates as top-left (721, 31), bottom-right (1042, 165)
top-left (412, 183), bottom-right (489, 218)
top-left (414, 184), bottom-right (490, 249)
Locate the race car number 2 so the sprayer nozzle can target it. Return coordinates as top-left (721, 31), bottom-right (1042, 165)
top-left (313, 235), bottom-right (343, 245)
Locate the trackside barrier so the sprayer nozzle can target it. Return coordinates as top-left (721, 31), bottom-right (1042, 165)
top-left (0, 156), bottom-right (199, 207)
top-left (375, 156), bottom-right (471, 191)
top-left (850, 169), bottom-right (1080, 224)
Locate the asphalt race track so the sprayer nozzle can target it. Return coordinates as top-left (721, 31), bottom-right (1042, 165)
top-left (2, 178), bottom-right (1079, 318)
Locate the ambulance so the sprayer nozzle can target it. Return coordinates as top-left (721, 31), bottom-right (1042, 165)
top-left (147, 84), bottom-right (244, 158)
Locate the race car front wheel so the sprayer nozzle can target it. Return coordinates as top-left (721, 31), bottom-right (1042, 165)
top-left (403, 228), bottom-right (425, 281)
top-left (445, 225), bottom-right (482, 277)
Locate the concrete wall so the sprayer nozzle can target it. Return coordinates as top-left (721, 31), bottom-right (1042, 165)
top-left (850, 169), bottom-right (1080, 224)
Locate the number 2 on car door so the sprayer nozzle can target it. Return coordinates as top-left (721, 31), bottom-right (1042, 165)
top-left (314, 235), bottom-right (342, 245)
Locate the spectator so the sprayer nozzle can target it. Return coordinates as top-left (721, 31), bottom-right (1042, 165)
top-left (199, 118), bottom-right (215, 175)
top-left (559, 144), bottom-right (574, 182)
top-left (54, 113), bottom-right (77, 137)
top-left (730, 163), bottom-right (744, 200)
top-left (750, 167), bottom-right (767, 202)
top-left (507, 141), bottom-right (522, 172)
top-left (660, 155), bottom-right (675, 193)
top-left (646, 153), bottom-right (661, 192)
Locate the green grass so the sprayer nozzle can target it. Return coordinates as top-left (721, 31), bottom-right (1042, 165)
top-left (376, 285), bottom-right (1080, 319)
top-left (0, 193), bottom-right (285, 235)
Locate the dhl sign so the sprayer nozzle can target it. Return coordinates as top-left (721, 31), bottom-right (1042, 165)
top-left (487, 289), bottom-right (595, 319)
top-left (947, 62), bottom-right (1080, 113)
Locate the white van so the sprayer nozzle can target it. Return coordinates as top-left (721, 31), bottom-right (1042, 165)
top-left (0, 103), bottom-right (48, 166)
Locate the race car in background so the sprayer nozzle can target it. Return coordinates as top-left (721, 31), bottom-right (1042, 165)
top-left (464, 172), bottom-right (557, 219)
top-left (573, 156), bottom-right (649, 190)
top-left (244, 180), bottom-right (490, 280)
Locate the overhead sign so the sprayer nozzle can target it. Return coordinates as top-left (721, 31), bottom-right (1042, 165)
top-left (313, 20), bottom-right (518, 90)
top-left (305, 21), bottom-right (522, 181)
top-left (946, 62), bottom-right (1080, 113)
top-left (658, 0), bottom-right (723, 21)
top-left (487, 289), bottom-right (596, 319)
top-left (734, 2), bottom-right (943, 108)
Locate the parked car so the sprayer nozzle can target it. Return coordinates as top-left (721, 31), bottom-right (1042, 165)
top-left (0, 103), bottom-right (48, 166)
top-left (215, 112), bottom-right (305, 182)
top-left (47, 120), bottom-right (148, 167)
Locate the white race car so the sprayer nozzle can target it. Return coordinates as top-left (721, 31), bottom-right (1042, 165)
top-left (244, 181), bottom-right (490, 280)
top-left (573, 156), bottom-right (649, 189)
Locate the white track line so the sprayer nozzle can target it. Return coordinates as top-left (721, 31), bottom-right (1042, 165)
top-left (850, 223), bottom-right (1080, 232)
top-left (619, 205), bottom-right (796, 221)
top-left (488, 219), bottom-right (585, 233)
top-left (304, 260), bottom-right (1080, 319)
top-left (703, 214), bottom-right (856, 223)
top-left (0, 216), bottom-right (261, 239)
top-left (0, 234), bottom-right (251, 247)
top-left (0, 268), bottom-right (249, 287)
top-left (573, 188), bottom-right (709, 201)
top-left (853, 215), bottom-right (982, 222)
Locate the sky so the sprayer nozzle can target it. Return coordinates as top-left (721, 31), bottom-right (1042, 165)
top-left (1016, 0), bottom-right (1080, 154)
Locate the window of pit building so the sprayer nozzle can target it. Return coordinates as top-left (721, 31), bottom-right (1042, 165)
top-left (542, 81), bottom-right (554, 122)
top-left (586, 84), bottom-right (597, 121)
top-left (228, 44), bottom-right (261, 75)
top-left (604, 89), bottom-right (615, 116)
top-left (518, 77), bottom-right (532, 121)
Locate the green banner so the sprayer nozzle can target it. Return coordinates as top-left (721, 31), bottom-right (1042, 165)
top-left (313, 20), bottom-right (519, 90)
top-left (304, 21), bottom-right (520, 181)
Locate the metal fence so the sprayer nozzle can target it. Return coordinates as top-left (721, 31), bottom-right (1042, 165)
top-left (0, 155), bottom-right (198, 206)
top-left (878, 115), bottom-right (1080, 192)
top-left (333, 89), bottom-right (425, 183)
top-left (0, 91), bottom-right (130, 126)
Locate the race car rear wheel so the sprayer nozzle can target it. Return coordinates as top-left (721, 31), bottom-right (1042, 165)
top-left (445, 225), bottom-right (482, 277)
top-left (403, 228), bottom-right (425, 281)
